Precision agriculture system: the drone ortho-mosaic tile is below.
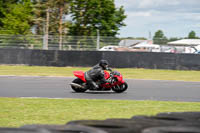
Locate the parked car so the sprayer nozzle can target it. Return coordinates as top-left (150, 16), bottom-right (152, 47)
top-left (99, 45), bottom-right (118, 51)
top-left (194, 50), bottom-right (200, 54)
top-left (192, 45), bottom-right (200, 54)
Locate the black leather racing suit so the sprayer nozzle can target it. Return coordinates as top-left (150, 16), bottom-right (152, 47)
top-left (85, 64), bottom-right (107, 89)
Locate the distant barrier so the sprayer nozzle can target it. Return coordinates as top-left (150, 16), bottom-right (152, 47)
top-left (0, 49), bottom-right (200, 70)
top-left (0, 35), bottom-right (120, 50)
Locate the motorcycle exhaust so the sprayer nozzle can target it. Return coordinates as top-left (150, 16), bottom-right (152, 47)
top-left (70, 83), bottom-right (85, 89)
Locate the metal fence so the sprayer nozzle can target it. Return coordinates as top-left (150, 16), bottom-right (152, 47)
top-left (0, 34), bottom-right (120, 51)
top-left (1, 34), bottom-right (196, 53)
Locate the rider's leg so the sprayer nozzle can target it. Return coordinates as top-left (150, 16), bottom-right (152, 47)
top-left (84, 73), bottom-right (98, 90)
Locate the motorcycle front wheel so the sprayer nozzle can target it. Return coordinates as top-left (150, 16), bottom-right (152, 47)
top-left (112, 82), bottom-right (128, 93)
top-left (71, 78), bottom-right (87, 93)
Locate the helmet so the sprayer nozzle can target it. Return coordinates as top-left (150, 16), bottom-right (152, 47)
top-left (99, 60), bottom-right (109, 70)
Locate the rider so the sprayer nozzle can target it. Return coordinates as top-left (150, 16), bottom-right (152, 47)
top-left (84, 60), bottom-right (112, 90)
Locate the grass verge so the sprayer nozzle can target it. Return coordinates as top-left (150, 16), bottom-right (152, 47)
top-left (1, 66), bottom-right (200, 127)
top-left (0, 65), bottom-right (200, 82)
top-left (0, 98), bottom-right (200, 127)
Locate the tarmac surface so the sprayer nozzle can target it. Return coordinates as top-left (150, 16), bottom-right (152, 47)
top-left (0, 76), bottom-right (200, 102)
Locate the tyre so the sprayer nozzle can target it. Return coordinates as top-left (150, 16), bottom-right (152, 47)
top-left (0, 127), bottom-right (50, 133)
top-left (142, 126), bottom-right (200, 133)
top-left (71, 78), bottom-right (87, 93)
top-left (156, 112), bottom-right (200, 121)
top-left (21, 124), bottom-right (105, 133)
top-left (112, 82), bottom-right (128, 93)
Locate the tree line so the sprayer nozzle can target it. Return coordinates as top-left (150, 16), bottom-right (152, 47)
top-left (153, 30), bottom-right (199, 44)
top-left (0, 0), bottom-right (126, 36)
top-left (0, 0), bottom-right (199, 48)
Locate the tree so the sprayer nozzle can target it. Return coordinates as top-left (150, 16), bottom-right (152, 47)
top-left (188, 31), bottom-right (198, 39)
top-left (0, 0), bottom-right (33, 34)
top-left (168, 37), bottom-right (182, 42)
top-left (0, 0), bottom-right (19, 27)
top-left (153, 30), bottom-right (168, 44)
top-left (32, 0), bottom-right (70, 50)
top-left (69, 0), bottom-right (126, 36)
top-left (53, 0), bottom-right (70, 50)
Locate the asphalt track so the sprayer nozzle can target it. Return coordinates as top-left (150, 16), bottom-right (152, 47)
top-left (0, 76), bottom-right (200, 102)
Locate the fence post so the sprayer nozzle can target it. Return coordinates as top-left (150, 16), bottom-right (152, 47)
top-left (43, 8), bottom-right (50, 50)
top-left (43, 34), bottom-right (48, 50)
top-left (96, 29), bottom-right (100, 50)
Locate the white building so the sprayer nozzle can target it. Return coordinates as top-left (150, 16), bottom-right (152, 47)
top-left (167, 39), bottom-right (200, 53)
top-left (118, 39), bottom-right (160, 52)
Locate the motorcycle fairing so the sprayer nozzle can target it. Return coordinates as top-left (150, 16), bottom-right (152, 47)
top-left (115, 74), bottom-right (125, 84)
top-left (73, 70), bottom-right (125, 89)
top-left (73, 71), bottom-right (86, 82)
top-left (104, 70), bottom-right (110, 79)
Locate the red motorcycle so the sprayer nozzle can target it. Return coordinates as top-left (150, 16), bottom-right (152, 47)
top-left (70, 70), bottom-right (128, 93)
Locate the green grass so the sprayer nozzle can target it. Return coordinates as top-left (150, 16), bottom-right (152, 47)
top-left (0, 65), bottom-right (200, 82)
top-left (0, 65), bottom-right (200, 127)
top-left (0, 97), bottom-right (200, 127)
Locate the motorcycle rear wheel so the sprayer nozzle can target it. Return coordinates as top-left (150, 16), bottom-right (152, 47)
top-left (71, 78), bottom-right (87, 93)
top-left (112, 82), bottom-right (128, 93)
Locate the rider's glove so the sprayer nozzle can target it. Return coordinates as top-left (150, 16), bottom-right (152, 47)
top-left (107, 78), bottom-right (112, 83)
top-left (107, 68), bottom-right (112, 72)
